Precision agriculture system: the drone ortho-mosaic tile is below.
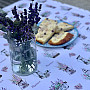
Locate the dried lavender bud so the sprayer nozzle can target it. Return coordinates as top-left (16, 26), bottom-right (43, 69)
top-left (39, 4), bottom-right (42, 11)
top-left (29, 3), bottom-right (32, 10)
top-left (14, 6), bottom-right (17, 11)
top-left (12, 9), bottom-right (15, 15)
top-left (20, 13), bottom-right (23, 21)
top-left (31, 19), bottom-right (34, 26)
top-left (12, 6), bottom-right (20, 21)
top-left (35, 3), bottom-right (38, 13)
top-left (16, 14), bottom-right (20, 21)
top-left (12, 6), bottom-right (17, 15)
top-left (35, 2), bottom-right (38, 10)
top-left (24, 9), bottom-right (27, 15)
top-left (28, 14), bottom-right (31, 19)
top-left (35, 2), bottom-right (38, 8)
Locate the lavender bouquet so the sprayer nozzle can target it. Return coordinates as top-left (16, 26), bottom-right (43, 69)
top-left (1, 0), bottom-right (42, 42)
top-left (0, 0), bottom-right (42, 76)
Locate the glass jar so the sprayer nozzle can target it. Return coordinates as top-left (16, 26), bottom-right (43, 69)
top-left (9, 38), bottom-right (37, 76)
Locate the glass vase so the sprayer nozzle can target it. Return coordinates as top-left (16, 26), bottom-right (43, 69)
top-left (9, 38), bottom-right (37, 76)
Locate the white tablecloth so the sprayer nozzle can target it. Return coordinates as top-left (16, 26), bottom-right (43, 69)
top-left (0, 0), bottom-right (90, 90)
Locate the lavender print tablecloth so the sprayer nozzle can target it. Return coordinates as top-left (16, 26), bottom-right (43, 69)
top-left (0, 0), bottom-right (90, 90)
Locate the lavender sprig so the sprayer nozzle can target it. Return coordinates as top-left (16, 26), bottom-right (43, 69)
top-left (1, 1), bottom-right (42, 42)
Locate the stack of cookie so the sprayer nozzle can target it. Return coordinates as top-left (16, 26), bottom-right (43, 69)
top-left (35, 18), bottom-right (74, 45)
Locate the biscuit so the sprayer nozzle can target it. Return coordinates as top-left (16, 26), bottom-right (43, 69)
top-left (48, 31), bottom-right (74, 45)
top-left (55, 22), bottom-right (74, 33)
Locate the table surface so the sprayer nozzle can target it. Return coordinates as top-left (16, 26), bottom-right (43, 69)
top-left (0, 0), bottom-right (90, 90)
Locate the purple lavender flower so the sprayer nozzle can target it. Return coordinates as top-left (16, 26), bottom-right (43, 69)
top-left (29, 3), bottom-right (32, 11)
top-left (39, 4), bottom-right (42, 11)
top-left (1, 1), bottom-right (42, 42)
